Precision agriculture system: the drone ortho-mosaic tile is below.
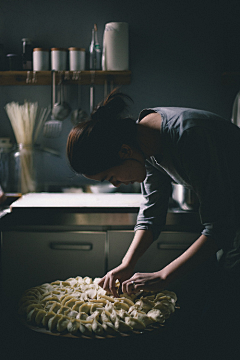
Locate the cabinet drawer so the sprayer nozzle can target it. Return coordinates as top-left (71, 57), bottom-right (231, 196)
top-left (108, 231), bottom-right (199, 272)
top-left (1, 231), bottom-right (106, 304)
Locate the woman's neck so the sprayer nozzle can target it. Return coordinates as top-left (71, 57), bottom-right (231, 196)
top-left (137, 112), bottom-right (162, 157)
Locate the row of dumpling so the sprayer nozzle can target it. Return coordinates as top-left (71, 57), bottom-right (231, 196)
top-left (19, 277), bottom-right (110, 311)
top-left (21, 294), bottom-right (177, 336)
top-left (24, 300), bottom-right (175, 336)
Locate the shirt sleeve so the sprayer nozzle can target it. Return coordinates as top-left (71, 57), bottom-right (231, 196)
top-left (178, 126), bottom-right (237, 250)
top-left (134, 160), bottom-right (172, 241)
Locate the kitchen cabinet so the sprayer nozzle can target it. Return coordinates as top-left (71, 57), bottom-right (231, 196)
top-left (108, 230), bottom-right (199, 272)
top-left (0, 70), bottom-right (131, 86)
top-left (1, 230), bottom-right (106, 306)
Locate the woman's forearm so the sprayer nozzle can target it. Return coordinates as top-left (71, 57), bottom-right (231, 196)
top-left (122, 229), bottom-right (153, 268)
top-left (160, 234), bottom-right (219, 285)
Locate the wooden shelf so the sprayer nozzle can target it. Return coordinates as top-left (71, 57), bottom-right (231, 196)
top-left (0, 70), bottom-right (131, 86)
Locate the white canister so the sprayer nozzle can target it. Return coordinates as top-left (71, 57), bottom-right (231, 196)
top-left (69, 47), bottom-right (85, 71)
top-left (33, 48), bottom-right (49, 71)
top-left (51, 48), bottom-right (67, 71)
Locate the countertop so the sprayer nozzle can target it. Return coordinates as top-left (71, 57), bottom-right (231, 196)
top-left (0, 192), bottom-right (202, 232)
top-left (10, 192), bottom-right (144, 210)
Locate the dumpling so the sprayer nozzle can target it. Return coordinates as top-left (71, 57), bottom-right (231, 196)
top-left (35, 309), bottom-right (47, 326)
top-left (72, 301), bottom-right (84, 311)
top-left (147, 309), bottom-right (165, 323)
top-left (56, 315), bottom-right (71, 332)
top-left (48, 314), bottom-right (63, 332)
top-left (42, 311), bottom-right (56, 327)
top-left (92, 319), bottom-right (105, 336)
top-left (79, 302), bottom-right (92, 314)
top-left (113, 301), bottom-right (129, 312)
top-left (125, 316), bottom-right (146, 330)
top-left (67, 319), bottom-right (81, 334)
top-left (79, 323), bottom-right (92, 337)
top-left (114, 318), bottom-right (132, 333)
top-left (102, 322), bottom-right (119, 336)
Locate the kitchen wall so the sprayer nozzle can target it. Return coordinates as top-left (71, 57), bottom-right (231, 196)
top-left (1, 0), bottom-right (240, 190)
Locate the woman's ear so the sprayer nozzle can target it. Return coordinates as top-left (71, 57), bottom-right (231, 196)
top-left (118, 144), bottom-right (133, 159)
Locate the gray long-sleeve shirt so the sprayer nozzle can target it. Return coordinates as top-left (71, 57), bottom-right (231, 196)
top-left (134, 107), bottom-right (240, 254)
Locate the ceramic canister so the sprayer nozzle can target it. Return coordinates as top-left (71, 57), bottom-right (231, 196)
top-left (33, 48), bottom-right (49, 71)
top-left (51, 48), bottom-right (67, 71)
top-left (69, 47), bottom-right (85, 71)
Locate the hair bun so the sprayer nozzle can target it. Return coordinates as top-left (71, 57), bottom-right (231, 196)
top-left (91, 88), bottom-right (133, 122)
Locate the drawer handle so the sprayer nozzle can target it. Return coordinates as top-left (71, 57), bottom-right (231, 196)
top-left (50, 243), bottom-right (92, 251)
top-left (157, 243), bottom-right (188, 250)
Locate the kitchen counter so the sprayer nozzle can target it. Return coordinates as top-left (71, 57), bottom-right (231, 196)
top-left (0, 192), bottom-right (202, 232)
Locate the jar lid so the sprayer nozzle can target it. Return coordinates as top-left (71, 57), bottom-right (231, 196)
top-left (68, 47), bottom-right (85, 51)
top-left (33, 48), bottom-right (49, 52)
top-left (51, 48), bottom-right (67, 51)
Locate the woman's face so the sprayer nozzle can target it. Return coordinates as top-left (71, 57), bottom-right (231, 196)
top-left (84, 158), bottom-right (146, 187)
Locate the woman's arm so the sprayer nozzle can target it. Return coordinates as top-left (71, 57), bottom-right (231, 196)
top-left (122, 234), bottom-right (219, 293)
top-left (122, 229), bottom-right (153, 267)
top-left (98, 229), bottom-right (153, 297)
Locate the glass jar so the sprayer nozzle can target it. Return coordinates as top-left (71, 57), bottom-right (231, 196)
top-left (0, 138), bottom-right (12, 192)
top-left (8, 144), bottom-right (44, 194)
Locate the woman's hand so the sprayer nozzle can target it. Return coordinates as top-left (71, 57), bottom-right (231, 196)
top-left (122, 271), bottom-right (166, 294)
top-left (98, 263), bottom-right (135, 297)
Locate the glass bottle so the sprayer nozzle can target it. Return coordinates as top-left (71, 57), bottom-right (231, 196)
top-left (89, 28), bottom-right (95, 70)
top-left (22, 38), bottom-right (32, 70)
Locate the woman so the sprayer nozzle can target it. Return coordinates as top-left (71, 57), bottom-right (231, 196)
top-left (67, 90), bottom-right (240, 355)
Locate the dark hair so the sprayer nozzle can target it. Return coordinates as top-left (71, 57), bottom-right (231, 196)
top-left (66, 89), bottom-right (137, 175)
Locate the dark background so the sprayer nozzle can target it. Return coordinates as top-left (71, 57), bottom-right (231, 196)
top-left (1, 0), bottom-right (240, 188)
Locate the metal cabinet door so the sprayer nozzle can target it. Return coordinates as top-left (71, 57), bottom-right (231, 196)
top-left (1, 231), bottom-right (106, 305)
top-left (107, 230), bottom-right (199, 272)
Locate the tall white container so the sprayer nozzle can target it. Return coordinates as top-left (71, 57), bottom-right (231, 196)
top-left (102, 22), bottom-right (129, 71)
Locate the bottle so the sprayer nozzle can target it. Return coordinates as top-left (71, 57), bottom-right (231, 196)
top-left (94, 24), bottom-right (102, 70)
top-left (22, 38), bottom-right (32, 70)
top-left (89, 28), bottom-right (95, 70)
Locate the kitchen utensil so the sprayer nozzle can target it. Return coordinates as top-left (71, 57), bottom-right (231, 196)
top-left (71, 74), bottom-right (88, 125)
top-left (43, 71), bottom-right (63, 138)
top-left (52, 75), bottom-right (71, 120)
top-left (90, 71), bottom-right (95, 113)
top-left (33, 105), bottom-right (51, 143)
top-left (171, 183), bottom-right (199, 211)
top-left (43, 118), bottom-right (62, 138)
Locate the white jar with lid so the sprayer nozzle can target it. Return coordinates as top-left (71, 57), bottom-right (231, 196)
top-left (69, 47), bottom-right (85, 71)
top-left (33, 48), bottom-right (49, 71)
top-left (51, 48), bottom-right (67, 71)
